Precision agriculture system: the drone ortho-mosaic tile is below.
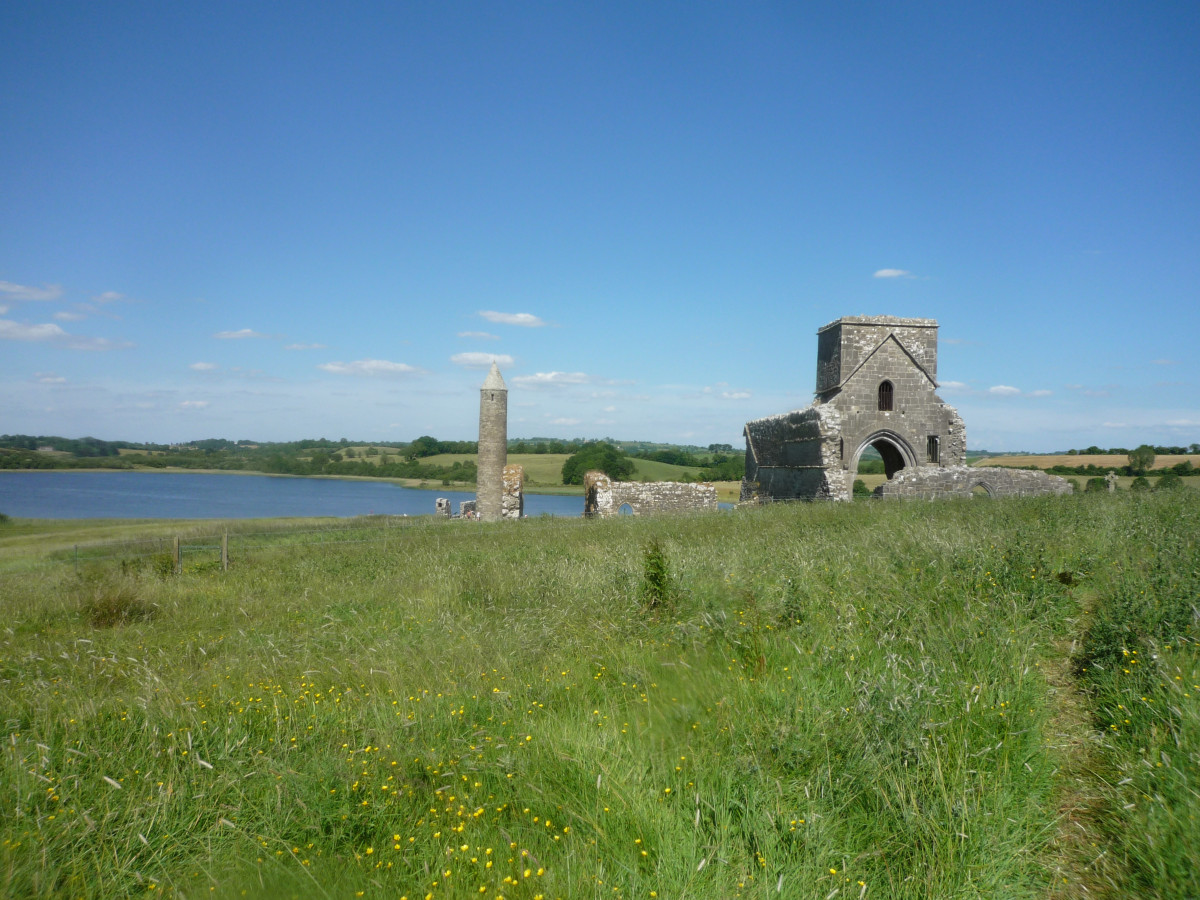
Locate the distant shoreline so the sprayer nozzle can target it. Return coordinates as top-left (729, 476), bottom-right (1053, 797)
top-left (0, 468), bottom-right (747, 501)
top-left (0, 466), bottom-right (586, 497)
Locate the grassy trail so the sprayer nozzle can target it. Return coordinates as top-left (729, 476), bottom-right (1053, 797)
top-left (0, 494), bottom-right (1196, 898)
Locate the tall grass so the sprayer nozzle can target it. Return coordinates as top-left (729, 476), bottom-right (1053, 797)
top-left (1, 494), bottom-right (1196, 898)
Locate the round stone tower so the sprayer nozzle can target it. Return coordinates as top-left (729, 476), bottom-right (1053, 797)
top-left (476, 362), bottom-right (508, 522)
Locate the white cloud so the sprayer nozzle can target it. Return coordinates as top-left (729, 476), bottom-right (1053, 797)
top-left (93, 291), bottom-right (126, 304)
top-left (721, 390), bottom-right (752, 400)
top-left (550, 417), bottom-right (581, 426)
top-left (938, 380), bottom-right (969, 392)
top-left (457, 331), bottom-right (499, 340)
top-left (1027, 389), bottom-right (1053, 397)
top-left (511, 371), bottom-right (591, 388)
top-left (988, 385), bottom-right (1021, 396)
top-left (54, 311), bottom-right (87, 322)
top-left (0, 304), bottom-right (7, 315)
top-left (285, 342), bottom-right (326, 351)
top-left (0, 318), bottom-right (130, 350)
top-left (450, 352), bottom-right (515, 369)
top-left (0, 281), bottom-right (63, 301)
top-left (1166, 418), bottom-right (1200, 427)
top-left (180, 400), bottom-right (210, 409)
top-left (478, 310), bottom-right (546, 327)
top-left (603, 405), bottom-right (616, 412)
top-left (0, 320), bottom-right (69, 342)
top-left (34, 372), bottom-right (66, 384)
top-left (214, 328), bottom-right (267, 339)
top-left (873, 269), bottom-right (913, 279)
top-left (317, 359), bottom-right (419, 377)
top-left (190, 362), bottom-right (218, 371)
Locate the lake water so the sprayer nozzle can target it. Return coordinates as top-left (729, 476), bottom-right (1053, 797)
top-left (0, 471), bottom-right (584, 520)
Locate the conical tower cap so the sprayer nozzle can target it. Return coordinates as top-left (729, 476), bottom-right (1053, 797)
top-left (481, 361), bottom-right (507, 391)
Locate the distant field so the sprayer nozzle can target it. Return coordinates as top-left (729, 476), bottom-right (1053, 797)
top-left (974, 453), bottom-right (1200, 470)
top-left (417, 453), bottom-right (708, 485)
top-left (628, 457), bottom-right (702, 481)
top-left (418, 452), bottom-right (570, 484)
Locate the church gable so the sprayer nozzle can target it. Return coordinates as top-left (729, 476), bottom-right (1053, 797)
top-left (838, 333), bottom-right (936, 406)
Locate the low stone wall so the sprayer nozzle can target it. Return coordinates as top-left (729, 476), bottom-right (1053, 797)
top-left (459, 499), bottom-right (476, 518)
top-left (876, 466), bottom-right (1071, 499)
top-left (584, 471), bottom-right (718, 518)
top-left (502, 464), bottom-right (524, 519)
top-left (435, 497), bottom-right (451, 518)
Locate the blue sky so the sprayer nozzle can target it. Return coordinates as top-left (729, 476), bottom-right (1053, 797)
top-left (2, 2), bottom-right (1197, 451)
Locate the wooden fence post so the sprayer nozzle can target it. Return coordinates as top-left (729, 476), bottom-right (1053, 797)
top-left (221, 532), bottom-right (229, 571)
top-left (173, 536), bottom-right (181, 575)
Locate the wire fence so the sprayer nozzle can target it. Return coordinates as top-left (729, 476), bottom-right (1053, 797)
top-left (4, 515), bottom-right (441, 575)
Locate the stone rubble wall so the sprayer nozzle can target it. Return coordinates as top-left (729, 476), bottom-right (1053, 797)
top-left (876, 466), bottom-right (1072, 499)
top-left (435, 497), bottom-right (451, 518)
top-left (584, 472), bottom-right (718, 518)
top-left (743, 404), bottom-right (848, 500)
top-left (502, 464), bottom-right (524, 519)
top-left (459, 499), bottom-right (476, 517)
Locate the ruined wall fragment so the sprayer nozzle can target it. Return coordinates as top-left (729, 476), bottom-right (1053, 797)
top-left (876, 466), bottom-right (1071, 499)
top-left (502, 464), bottom-right (524, 519)
top-left (585, 471), bottom-right (718, 517)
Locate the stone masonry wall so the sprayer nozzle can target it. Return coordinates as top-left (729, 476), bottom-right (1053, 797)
top-left (502, 464), bottom-right (524, 519)
top-left (816, 316), bottom-right (938, 394)
top-left (584, 472), bottom-right (718, 518)
top-left (876, 466), bottom-right (1071, 499)
top-left (742, 404), bottom-right (847, 500)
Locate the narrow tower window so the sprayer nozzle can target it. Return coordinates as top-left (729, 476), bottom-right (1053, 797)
top-left (878, 380), bottom-right (894, 411)
top-left (927, 435), bottom-right (940, 463)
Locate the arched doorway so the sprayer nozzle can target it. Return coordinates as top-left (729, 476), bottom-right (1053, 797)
top-left (971, 483), bottom-right (992, 499)
top-left (618, 503), bottom-right (634, 516)
top-left (852, 432), bottom-right (917, 482)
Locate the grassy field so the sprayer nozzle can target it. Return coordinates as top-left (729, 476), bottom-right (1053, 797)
top-left (974, 453), bottom-right (1200, 471)
top-left (2, 493), bottom-right (1197, 898)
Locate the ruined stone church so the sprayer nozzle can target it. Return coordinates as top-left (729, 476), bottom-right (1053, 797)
top-left (742, 315), bottom-right (1068, 501)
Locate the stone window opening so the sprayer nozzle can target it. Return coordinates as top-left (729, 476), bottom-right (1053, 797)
top-left (878, 380), bottom-right (894, 411)
top-left (927, 435), bottom-right (940, 463)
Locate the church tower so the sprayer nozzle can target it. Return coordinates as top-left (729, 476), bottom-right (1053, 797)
top-left (476, 362), bottom-right (508, 521)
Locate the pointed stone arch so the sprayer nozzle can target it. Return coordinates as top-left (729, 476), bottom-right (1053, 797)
top-left (971, 481), bottom-right (994, 498)
top-left (851, 430), bottom-right (918, 480)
